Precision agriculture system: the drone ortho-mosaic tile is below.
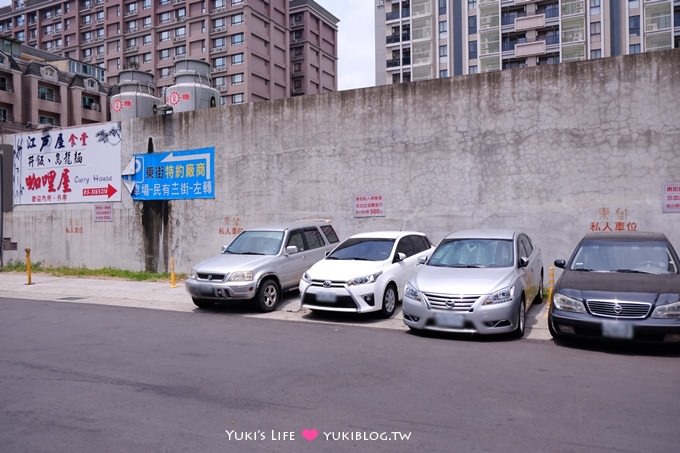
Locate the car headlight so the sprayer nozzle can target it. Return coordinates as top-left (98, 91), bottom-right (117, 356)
top-left (651, 301), bottom-right (680, 319)
top-left (301, 272), bottom-right (311, 283)
top-left (347, 271), bottom-right (382, 286)
top-left (404, 283), bottom-right (424, 303)
top-left (552, 293), bottom-right (587, 313)
top-left (482, 286), bottom-right (514, 305)
top-left (227, 271), bottom-right (253, 282)
top-left (190, 268), bottom-right (198, 279)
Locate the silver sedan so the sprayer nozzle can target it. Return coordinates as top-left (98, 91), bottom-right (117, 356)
top-left (402, 229), bottom-right (543, 338)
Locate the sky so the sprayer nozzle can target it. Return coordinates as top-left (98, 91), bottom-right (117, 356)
top-left (314, 0), bottom-right (375, 91)
top-left (0, 0), bottom-right (375, 91)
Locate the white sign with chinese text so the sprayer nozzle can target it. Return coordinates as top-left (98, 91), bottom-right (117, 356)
top-left (663, 182), bottom-right (680, 213)
top-left (354, 194), bottom-right (386, 218)
top-left (13, 122), bottom-right (122, 205)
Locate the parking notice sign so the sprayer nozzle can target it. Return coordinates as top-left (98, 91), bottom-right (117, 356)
top-left (663, 182), bottom-right (680, 213)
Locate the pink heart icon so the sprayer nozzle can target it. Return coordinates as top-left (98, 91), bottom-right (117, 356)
top-left (301, 428), bottom-right (319, 442)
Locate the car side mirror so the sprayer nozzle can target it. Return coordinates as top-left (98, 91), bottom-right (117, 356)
top-left (286, 245), bottom-right (299, 255)
top-left (418, 256), bottom-right (427, 264)
top-left (518, 256), bottom-right (529, 268)
top-left (554, 259), bottom-right (566, 269)
top-left (394, 252), bottom-right (406, 263)
top-left (221, 245), bottom-right (228, 253)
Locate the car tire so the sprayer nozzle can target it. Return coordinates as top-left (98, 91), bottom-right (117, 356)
top-left (379, 283), bottom-right (397, 318)
top-left (512, 297), bottom-right (526, 339)
top-left (534, 271), bottom-right (544, 305)
top-left (547, 315), bottom-right (563, 339)
top-left (192, 297), bottom-right (214, 309)
top-left (256, 278), bottom-right (279, 313)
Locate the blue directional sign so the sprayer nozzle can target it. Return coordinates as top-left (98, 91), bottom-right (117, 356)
top-left (124, 147), bottom-right (215, 201)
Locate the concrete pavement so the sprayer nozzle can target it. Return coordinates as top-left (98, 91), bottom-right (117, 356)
top-left (0, 271), bottom-right (552, 340)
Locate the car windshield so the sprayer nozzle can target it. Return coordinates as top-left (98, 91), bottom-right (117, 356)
top-left (327, 238), bottom-right (395, 261)
top-left (428, 239), bottom-right (514, 268)
top-left (569, 240), bottom-right (678, 274)
top-left (223, 230), bottom-right (284, 255)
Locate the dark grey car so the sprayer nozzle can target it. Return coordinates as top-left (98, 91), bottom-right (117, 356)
top-left (549, 231), bottom-right (680, 343)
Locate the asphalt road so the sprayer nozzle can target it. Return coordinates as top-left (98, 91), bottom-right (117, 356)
top-left (1, 297), bottom-right (679, 453)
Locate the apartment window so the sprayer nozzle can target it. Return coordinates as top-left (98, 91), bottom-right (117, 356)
top-left (143, 0), bottom-right (151, 9)
top-left (142, 52), bottom-right (151, 63)
top-left (231, 0), bottom-right (243, 5)
top-left (143, 34), bottom-right (152, 45)
top-left (159, 12), bottom-right (172, 24)
top-left (82, 15), bottom-right (91, 26)
top-left (213, 18), bottom-right (226, 28)
top-left (231, 53), bottom-right (244, 65)
top-left (159, 30), bottom-right (171, 41)
top-left (590, 49), bottom-right (602, 59)
top-left (96, 28), bottom-right (104, 39)
top-left (468, 16), bottom-right (477, 35)
top-left (175, 26), bottom-right (186, 37)
top-left (213, 37), bottom-right (226, 47)
top-left (231, 33), bottom-right (244, 45)
top-left (83, 31), bottom-right (93, 41)
top-left (438, 0), bottom-right (447, 15)
top-left (175, 45), bottom-right (186, 56)
top-left (469, 65), bottom-right (478, 74)
top-left (292, 30), bottom-right (302, 41)
top-left (126, 37), bottom-right (137, 48)
top-left (159, 67), bottom-right (172, 79)
top-left (143, 17), bottom-right (151, 28)
top-left (468, 0), bottom-right (477, 10)
top-left (125, 56), bottom-right (138, 68)
top-left (439, 69), bottom-right (448, 77)
top-left (629, 43), bottom-right (640, 54)
top-left (590, 0), bottom-right (600, 15)
top-left (0, 107), bottom-right (8, 122)
top-left (39, 115), bottom-right (56, 125)
top-left (468, 40), bottom-right (477, 59)
top-left (231, 13), bottom-right (244, 26)
top-left (38, 85), bottom-right (56, 101)
top-left (82, 48), bottom-right (93, 58)
top-left (232, 93), bottom-right (244, 104)
top-left (176, 8), bottom-right (186, 20)
top-left (231, 73), bottom-right (243, 85)
top-left (590, 21), bottom-right (601, 38)
top-left (213, 56), bottom-right (227, 70)
top-left (629, 15), bottom-right (640, 36)
top-left (159, 49), bottom-right (170, 60)
top-left (439, 20), bottom-right (447, 37)
top-left (628, 0), bottom-right (639, 9)
top-left (126, 2), bottom-right (137, 14)
top-left (439, 45), bottom-right (447, 57)
top-left (95, 11), bottom-right (104, 22)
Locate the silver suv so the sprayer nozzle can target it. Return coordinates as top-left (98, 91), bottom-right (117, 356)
top-left (186, 220), bottom-right (339, 312)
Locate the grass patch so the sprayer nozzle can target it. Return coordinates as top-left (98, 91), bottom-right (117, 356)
top-left (0, 260), bottom-right (185, 282)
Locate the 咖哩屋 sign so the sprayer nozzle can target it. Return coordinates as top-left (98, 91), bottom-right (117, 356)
top-left (123, 147), bottom-right (215, 201)
top-left (12, 122), bottom-right (122, 205)
top-left (663, 182), bottom-right (680, 213)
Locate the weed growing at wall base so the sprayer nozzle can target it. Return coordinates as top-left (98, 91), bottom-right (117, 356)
top-left (0, 261), bottom-right (185, 282)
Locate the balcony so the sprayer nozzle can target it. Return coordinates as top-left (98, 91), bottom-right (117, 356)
top-left (515, 14), bottom-right (546, 31)
top-left (514, 40), bottom-right (547, 57)
top-left (386, 58), bottom-right (401, 68)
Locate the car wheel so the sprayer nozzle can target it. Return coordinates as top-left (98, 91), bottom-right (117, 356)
top-left (192, 297), bottom-right (214, 309)
top-left (256, 279), bottom-right (279, 313)
top-left (512, 297), bottom-right (526, 339)
top-left (379, 283), bottom-right (397, 318)
top-left (534, 271), bottom-right (544, 305)
top-left (548, 315), bottom-right (563, 340)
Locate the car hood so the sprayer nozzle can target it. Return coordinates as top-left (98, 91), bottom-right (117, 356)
top-left (412, 265), bottom-right (515, 295)
top-left (192, 253), bottom-right (273, 272)
top-left (556, 271), bottom-right (680, 304)
top-left (306, 259), bottom-right (386, 280)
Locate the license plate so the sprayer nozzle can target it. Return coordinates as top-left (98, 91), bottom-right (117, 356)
top-left (602, 320), bottom-right (634, 339)
top-left (316, 291), bottom-right (337, 303)
top-left (435, 312), bottom-right (465, 328)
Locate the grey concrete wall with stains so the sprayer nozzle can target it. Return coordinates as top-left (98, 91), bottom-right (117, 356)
top-left (1, 49), bottom-right (679, 273)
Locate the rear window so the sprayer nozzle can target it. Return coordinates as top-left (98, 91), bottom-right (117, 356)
top-left (320, 225), bottom-right (339, 244)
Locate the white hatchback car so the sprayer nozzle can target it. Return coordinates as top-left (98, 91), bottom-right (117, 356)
top-left (299, 231), bottom-right (434, 318)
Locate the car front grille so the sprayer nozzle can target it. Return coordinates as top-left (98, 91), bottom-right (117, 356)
top-left (586, 300), bottom-right (652, 319)
top-left (196, 273), bottom-right (226, 282)
top-left (309, 279), bottom-right (346, 288)
top-left (424, 293), bottom-right (481, 311)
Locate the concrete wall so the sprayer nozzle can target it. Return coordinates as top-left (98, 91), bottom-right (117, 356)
top-left (2, 49), bottom-right (679, 273)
